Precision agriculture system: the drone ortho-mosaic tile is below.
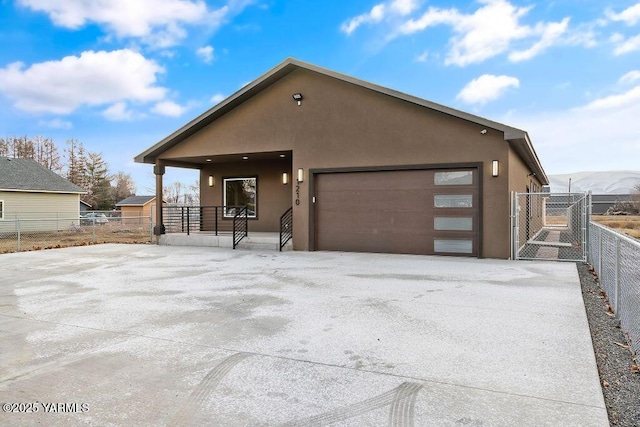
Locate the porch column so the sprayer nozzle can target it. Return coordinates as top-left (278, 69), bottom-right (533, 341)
top-left (154, 163), bottom-right (166, 236)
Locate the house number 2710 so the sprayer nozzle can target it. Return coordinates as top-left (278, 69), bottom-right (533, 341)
top-left (295, 184), bottom-right (300, 205)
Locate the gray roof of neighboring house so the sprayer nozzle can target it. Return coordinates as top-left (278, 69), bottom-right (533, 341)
top-left (0, 157), bottom-right (85, 193)
top-left (135, 57), bottom-right (548, 185)
top-left (116, 195), bottom-right (155, 207)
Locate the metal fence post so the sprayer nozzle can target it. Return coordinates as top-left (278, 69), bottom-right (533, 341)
top-left (149, 210), bottom-right (153, 243)
top-left (92, 218), bottom-right (96, 242)
top-left (598, 229), bottom-right (603, 277)
top-left (17, 219), bottom-right (21, 252)
top-left (614, 237), bottom-right (621, 320)
top-left (186, 206), bottom-right (190, 236)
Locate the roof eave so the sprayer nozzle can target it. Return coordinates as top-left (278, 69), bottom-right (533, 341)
top-left (505, 132), bottom-right (549, 185)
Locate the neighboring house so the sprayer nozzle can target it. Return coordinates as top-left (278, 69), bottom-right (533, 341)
top-left (135, 58), bottom-right (548, 259)
top-left (0, 157), bottom-right (85, 231)
top-left (115, 195), bottom-right (156, 224)
top-left (80, 200), bottom-right (91, 214)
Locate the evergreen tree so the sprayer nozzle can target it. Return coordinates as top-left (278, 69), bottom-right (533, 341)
top-left (84, 152), bottom-right (113, 210)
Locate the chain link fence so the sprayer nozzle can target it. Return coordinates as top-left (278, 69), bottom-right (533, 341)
top-left (0, 211), bottom-right (153, 254)
top-left (512, 192), bottom-right (589, 261)
top-left (589, 221), bottom-right (640, 356)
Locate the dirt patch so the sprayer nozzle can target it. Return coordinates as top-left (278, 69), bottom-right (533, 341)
top-left (0, 226), bottom-right (152, 254)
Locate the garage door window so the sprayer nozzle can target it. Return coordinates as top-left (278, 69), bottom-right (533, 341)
top-left (434, 171), bottom-right (473, 185)
top-left (434, 217), bottom-right (473, 231)
top-left (224, 177), bottom-right (257, 218)
top-left (434, 239), bottom-right (473, 254)
top-left (434, 194), bottom-right (473, 208)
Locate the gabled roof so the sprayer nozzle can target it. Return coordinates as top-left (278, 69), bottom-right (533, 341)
top-left (0, 157), bottom-right (85, 194)
top-left (116, 195), bottom-right (155, 207)
top-left (135, 57), bottom-right (548, 184)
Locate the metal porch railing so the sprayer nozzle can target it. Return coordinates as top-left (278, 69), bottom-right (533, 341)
top-left (279, 207), bottom-right (293, 251)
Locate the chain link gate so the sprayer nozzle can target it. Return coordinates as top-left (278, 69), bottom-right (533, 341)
top-left (511, 192), bottom-right (590, 261)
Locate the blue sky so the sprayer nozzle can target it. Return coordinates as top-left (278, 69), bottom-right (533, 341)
top-left (1, 0), bottom-right (639, 192)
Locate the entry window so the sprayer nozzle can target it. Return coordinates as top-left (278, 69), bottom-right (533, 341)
top-left (434, 195), bottom-right (473, 208)
top-left (434, 217), bottom-right (473, 231)
top-left (0, 200), bottom-right (3, 219)
top-left (223, 177), bottom-right (257, 218)
top-left (434, 239), bottom-right (473, 254)
top-left (434, 171), bottom-right (473, 185)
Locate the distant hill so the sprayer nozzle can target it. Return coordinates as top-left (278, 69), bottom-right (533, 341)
top-left (548, 171), bottom-right (640, 194)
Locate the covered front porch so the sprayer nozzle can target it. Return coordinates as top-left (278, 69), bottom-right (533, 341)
top-left (153, 150), bottom-right (294, 250)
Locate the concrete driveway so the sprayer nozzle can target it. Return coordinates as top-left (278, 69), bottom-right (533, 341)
top-left (0, 244), bottom-right (607, 426)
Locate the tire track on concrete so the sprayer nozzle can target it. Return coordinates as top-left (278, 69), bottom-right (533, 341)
top-left (168, 352), bottom-right (252, 427)
top-left (285, 381), bottom-right (423, 427)
top-left (388, 382), bottom-right (423, 427)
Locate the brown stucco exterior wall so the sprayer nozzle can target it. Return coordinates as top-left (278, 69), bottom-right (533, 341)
top-left (156, 68), bottom-right (540, 259)
top-left (200, 159), bottom-right (292, 232)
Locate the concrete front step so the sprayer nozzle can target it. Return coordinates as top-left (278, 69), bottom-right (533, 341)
top-left (159, 233), bottom-right (291, 251)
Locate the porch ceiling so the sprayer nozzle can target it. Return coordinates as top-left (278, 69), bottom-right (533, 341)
top-left (160, 150), bottom-right (293, 168)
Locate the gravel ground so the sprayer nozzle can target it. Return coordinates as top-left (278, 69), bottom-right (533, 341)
top-left (578, 262), bottom-right (640, 426)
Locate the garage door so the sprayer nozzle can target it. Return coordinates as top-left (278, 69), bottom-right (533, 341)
top-left (314, 169), bottom-right (479, 256)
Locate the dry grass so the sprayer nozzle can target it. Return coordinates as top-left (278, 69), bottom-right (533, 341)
top-left (544, 215), bottom-right (568, 226)
top-left (0, 225), bottom-right (152, 254)
top-left (592, 215), bottom-right (640, 239)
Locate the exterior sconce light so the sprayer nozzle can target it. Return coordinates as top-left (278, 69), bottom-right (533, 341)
top-left (292, 93), bottom-right (303, 106)
top-left (282, 172), bottom-right (289, 185)
top-left (297, 168), bottom-right (304, 183)
top-left (492, 160), bottom-right (499, 177)
top-left (208, 175), bottom-right (215, 187)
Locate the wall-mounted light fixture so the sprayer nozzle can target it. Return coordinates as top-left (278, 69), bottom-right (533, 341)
top-left (492, 160), bottom-right (499, 177)
top-left (292, 93), bottom-right (303, 106)
top-left (297, 168), bottom-right (304, 183)
top-left (208, 175), bottom-right (215, 187)
top-left (282, 172), bottom-right (289, 185)
top-left (480, 129), bottom-right (487, 135)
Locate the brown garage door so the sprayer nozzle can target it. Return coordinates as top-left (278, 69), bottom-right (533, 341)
top-left (314, 169), bottom-right (479, 256)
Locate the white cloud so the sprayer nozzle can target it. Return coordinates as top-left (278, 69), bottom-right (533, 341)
top-left (17, 0), bottom-right (234, 47)
top-left (509, 18), bottom-right (570, 62)
top-left (415, 50), bottom-right (429, 62)
top-left (359, 0), bottom-right (575, 66)
top-left (612, 33), bottom-right (640, 55)
top-left (196, 45), bottom-right (214, 63)
top-left (607, 3), bottom-right (640, 26)
top-left (620, 70), bottom-right (640, 85)
top-left (456, 74), bottom-right (520, 105)
top-left (151, 100), bottom-right (186, 117)
top-left (582, 86), bottom-right (640, 110)
top-left (37, 118), bottom-right (73, 129)
top-left (210, 93), bottom-right (225, 104)
top-left (0, 49), bottom-right (166, 114)
top-left (400, 1), bottom-right (535, 65)
top-left (341, 0), bottom-right (419, 35)
top-left (506, 88), bottom-right (640, 173)
top-left (103, 102), bottom-right (143, 121)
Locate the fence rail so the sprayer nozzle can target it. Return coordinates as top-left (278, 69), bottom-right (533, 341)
top-left (589, 221), bottom-right (640, 356)
top-left (0, 213), bottom-right (153, 253)
top-left (162, 205), bottom-right (245, 235)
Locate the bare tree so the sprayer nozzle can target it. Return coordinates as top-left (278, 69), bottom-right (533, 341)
top-left (163, 182), bottom-right (198, 205)
top-left (111, 172), bottom-right (137, 203)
